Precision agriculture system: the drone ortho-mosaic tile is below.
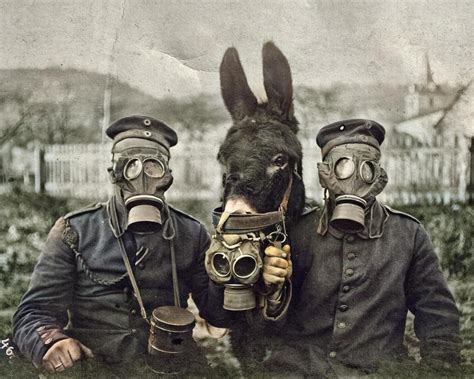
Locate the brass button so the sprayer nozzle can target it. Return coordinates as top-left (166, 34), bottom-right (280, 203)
top-left (342, 285), bottom-right (350, 293)
top-left (138, 262), bottom-right (145, 270)
top-left (337, 322), bottom-right (347, 329)
top-left (338, 304), bottom-right (349, 312)
top-left (131, 328), bottom-right (137, 335)
top-left (345, 268), bottom-right (354, 277)
top-left (329, 351), bottom-right (337, 358)
top-left (346, 235), bottom-right (355, 243)
top-left (131, 309), bottom-right (137, 315)
top-left (347, 252), bottom-right (356, 260)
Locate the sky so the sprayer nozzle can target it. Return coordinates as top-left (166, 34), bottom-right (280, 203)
top-left (0, 0), bottom-right (472, 99)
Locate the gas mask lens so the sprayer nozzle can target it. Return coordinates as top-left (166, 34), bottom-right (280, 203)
top-left (360, 161), bottom-right (376, 183)
top-left (124, 157), bottom-right (165, 180)
top-left (143, 158), bottom-right (165, 178)
top-left (334, 157), bottom-right (355, 179)
top-left (124, 158), bottom-right (142, 180)
top-left (212, 253), bottom-right (231, 277)
top-left (232, 255), bottom-right (258, 279)
top-left (332, 156), bottom-right (378, 184)
top-left (207, 238), bottom-right (262, 284)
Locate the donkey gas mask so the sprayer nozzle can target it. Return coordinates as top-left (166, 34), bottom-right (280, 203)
top-left (318, 143), bottom-right (388, 233)
top-left (205, 208), bottom-right (287, 311)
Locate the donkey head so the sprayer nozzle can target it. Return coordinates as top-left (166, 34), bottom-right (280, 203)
top-left (218, 42), bottom-right (305, 226)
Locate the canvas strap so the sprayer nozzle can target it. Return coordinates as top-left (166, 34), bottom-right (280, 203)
top-left (108, 197), bottom-right (149, 321)
top-left (108, 197), bottom-right (182, 322)
top-left (161, 204), bottom-right (181, 308)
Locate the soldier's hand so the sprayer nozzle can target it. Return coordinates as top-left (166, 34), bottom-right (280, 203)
top-left (263, 244), bottom-right (292, 291)
top-left (42, 338), bottom-right (94, 374)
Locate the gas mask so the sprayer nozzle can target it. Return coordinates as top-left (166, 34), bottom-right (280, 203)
top-left (109, 144), bottom-right (173, 233)
top-left (205, 208), bottom-right (286, 311)
top-left (317, 143), bottom-right (388, 233)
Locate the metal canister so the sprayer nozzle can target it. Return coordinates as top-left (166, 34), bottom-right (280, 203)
top-left (147, 306), bottom-right (196, 355)
top-left (223, 284), bottom-right (257, 311)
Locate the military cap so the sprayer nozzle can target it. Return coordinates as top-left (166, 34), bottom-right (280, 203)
top-left (106, 115), bottom-right (178, 152)
top-left (316, 119), bottom-right (385, 158)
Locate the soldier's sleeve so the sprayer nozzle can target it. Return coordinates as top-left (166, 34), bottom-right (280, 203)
top-left (405, 223), bottom-right (462, 367)
top-left (258, 279), bottom-right (292, 322)
top-left (12, 217), bottom-right (75, 367)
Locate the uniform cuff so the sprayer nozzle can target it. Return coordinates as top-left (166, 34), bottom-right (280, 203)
top-left (261, 279), bottom-right (292, 321)
top-left (33, 325), bottom-right (69, 366)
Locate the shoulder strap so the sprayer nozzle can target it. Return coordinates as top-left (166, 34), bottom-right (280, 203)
top-left (161, 204), bottom-right (181, 308)
top-left (64, 202), bottom-right (103, 220)
top-left (109, 196), bottom-right (149, 322)
top-left (109, 197), bottom-right (182, 318)
top-left (383, 205), bottom-right (421, 224)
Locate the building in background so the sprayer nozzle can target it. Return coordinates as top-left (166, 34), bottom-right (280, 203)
top-left (384, 57), bottom-right (473, 203)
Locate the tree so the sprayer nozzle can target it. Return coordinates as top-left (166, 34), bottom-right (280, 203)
top-left (0, 86), bottom-right (90, 147)
top-left (152, 94), bottom-right (229, 141)
top-left (0, 93), bottom-right (32, 145)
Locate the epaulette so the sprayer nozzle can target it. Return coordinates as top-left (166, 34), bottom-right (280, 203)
top-left (64, 202), bottom-right (104, 220)
top-left (383, 205), bottom-right (420, 224)
top-left (168, 204), bottom-right (203, 225)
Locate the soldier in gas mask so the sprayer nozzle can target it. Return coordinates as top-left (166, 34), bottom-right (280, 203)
top-left (264, 119), bottom-right (461, 377)
top-left (11, 116), bottom-right (234, 375)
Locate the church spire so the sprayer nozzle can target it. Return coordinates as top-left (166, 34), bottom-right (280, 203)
top-left (426, 54), bottom-right (436, 91)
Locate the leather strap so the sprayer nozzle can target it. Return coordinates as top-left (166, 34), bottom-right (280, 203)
top-left (279, 173), bottom-right (293, 214)
top-left (213, 171), bottom-right (293, 234)
top-left (109, 197), bottom-right (182, 313)
top-left (161, 204), bottom-right (181, 308)
top-left (109, 197), bottom-right (149, 322)
top-left (212, 208), bottom-right (284, 233)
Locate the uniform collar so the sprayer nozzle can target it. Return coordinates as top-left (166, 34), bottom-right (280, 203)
top-left (317, 199), bottom-right (389, 240)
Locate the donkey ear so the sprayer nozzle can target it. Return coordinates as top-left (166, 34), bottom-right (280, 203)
top-left (220, 47), bottom-right (258, 121)
top-left (262, 41), bottom-right (294, 122)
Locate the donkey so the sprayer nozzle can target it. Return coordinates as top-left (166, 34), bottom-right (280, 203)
top-left (218, 41), bottom-right (305, 226)
top-left (210, 41), bottom-right (307, 374)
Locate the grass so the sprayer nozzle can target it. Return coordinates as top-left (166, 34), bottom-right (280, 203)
top-left (0, 189), bottom-right (473, 377)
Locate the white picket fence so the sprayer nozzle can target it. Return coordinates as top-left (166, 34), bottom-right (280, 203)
top-left (42, 142), bottom-right (223, 203)
top-left (40, 136), bottom-right (472, 205)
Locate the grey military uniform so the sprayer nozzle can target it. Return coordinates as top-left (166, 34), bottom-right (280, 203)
top-left (12, 198), bottom-right (227, 367)
top-left (265, 201), bottom-right (461, 376)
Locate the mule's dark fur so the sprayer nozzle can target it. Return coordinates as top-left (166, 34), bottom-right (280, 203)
top-left (218, 42), bottom-right (305, 226)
